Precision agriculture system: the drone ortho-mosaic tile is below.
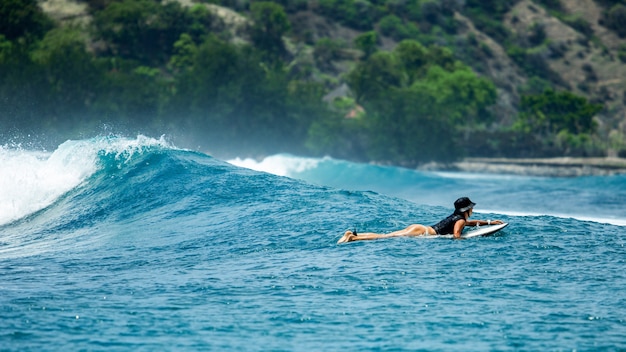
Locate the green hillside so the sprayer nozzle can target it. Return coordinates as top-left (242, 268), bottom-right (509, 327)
top-left (1, 0), bottom-right (625, 165)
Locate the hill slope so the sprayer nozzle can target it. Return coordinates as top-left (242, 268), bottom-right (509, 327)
top-left (34, 0), bottom-right (626, 158)
top-left (281, 0), bottom-right (626, 143)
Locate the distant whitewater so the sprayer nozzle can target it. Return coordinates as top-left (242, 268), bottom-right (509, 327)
top-left (2, 136), bottom-right (625, 351)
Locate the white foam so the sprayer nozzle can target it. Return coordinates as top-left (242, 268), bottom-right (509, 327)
top-left (0, 135), bottom-right (171, 226)
top-left (0, 146), bottom-right (93, 226)
top-left (228, 154), bottom-right (326, 176)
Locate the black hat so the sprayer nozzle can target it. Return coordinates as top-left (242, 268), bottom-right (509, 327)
top-left (454, 197), bottom-right (476, 213)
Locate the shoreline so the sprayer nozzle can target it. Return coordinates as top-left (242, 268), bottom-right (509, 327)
top-left (420, 157), bottom-right (626, 177)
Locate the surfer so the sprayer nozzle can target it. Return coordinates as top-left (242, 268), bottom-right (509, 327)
top-left (337, 197), bottom-right (503, 243)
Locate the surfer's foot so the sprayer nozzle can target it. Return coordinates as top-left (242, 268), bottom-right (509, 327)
top-left (337, 230), bottom-right (356, 244)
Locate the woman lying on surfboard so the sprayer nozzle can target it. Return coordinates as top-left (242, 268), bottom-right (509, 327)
top-left (337, 197), bottom-right (503, 243)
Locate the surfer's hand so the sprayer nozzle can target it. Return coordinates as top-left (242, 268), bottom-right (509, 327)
top-left (490, 220), bottom-right (503, 225)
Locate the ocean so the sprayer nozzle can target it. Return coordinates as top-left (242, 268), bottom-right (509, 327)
top-left (1, 135), bottom-right (625, 351)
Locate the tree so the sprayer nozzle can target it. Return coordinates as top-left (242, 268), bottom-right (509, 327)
top-left (167, 35), bottom-right (306, 155)
top-left (379, 15), bottom-right (419, 41)
top-left (316, 0), bottom-right (380, 30)
top-left (426, 45), bottom-right (456, 71)
top-left (249, 2), bottom-right (290, 60)
top-left (346, 50), bottom-right (404, 104)
top-left (93, 0), bottom-right (158, 61)
top-left (354, 31), bottom-right (378, 59)
top-left (168, 33), bottom-right (197, 73)
top-left (515, 89), bottom-right (601, 136)
top-left (0, 34), bottom-right (17, 58)
top-left (268, 0), bottom-right (308, 13)
top-left (512, 89), bottom-right (603, 156)
top-left (172, 35), bottom-right (245, 126)
top-left (344, 43), bottom-right (497, 165)
top-left (285, 80), bottom-right (328, 154)
top-left (313, 38), bottom-right (344, 70)
top-left (93, 0), bottom-right (192, 65)
top-left (394, 39), bottom-right (428, 83)
top-left (0, 0), bottom-right (53, 41)
top-left (187, 4), bottom-right (216, 43)
top-left (94, 64), bottom-right (164, 130)
top-left (413, 65), bottom-right (497, 125)
top-left (31, 26), bottom-right (103, 127)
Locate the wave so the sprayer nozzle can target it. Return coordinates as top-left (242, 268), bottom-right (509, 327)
top-left (228, 154), bottom-right (626, 226)
top-left (0, 135), bottom-right (171, 226)
top-left (2, 136), bottom-right (370, 257)
top-left (3, 140), bottom-right (625, 352)
top-left (3, 137), bottom-right (624, 259)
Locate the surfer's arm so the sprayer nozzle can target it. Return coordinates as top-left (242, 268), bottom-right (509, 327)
top-left (466, 219), bottom-right (503, 226)
top-left (453, 219), bottom-right (466, 239)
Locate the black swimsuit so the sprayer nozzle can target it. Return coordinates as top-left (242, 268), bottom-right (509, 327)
top-left (431, 213), bottom-right (464, 235)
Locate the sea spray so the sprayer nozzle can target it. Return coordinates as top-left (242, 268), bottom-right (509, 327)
top-left (0, 135), bottom-right (172, 226)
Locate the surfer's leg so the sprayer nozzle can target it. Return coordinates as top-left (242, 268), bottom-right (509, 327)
top-left (337, 225), bottom-right (435, 244)
top-left (337, 230), bottom-right (390, 243)
top-left (337, 230), bottom-right (358, 243)
top-left (385, 224), bottom-right (434, 237)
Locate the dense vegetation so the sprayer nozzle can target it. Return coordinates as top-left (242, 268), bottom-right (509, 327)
top-left (0, 0), bottom-right (622, 164)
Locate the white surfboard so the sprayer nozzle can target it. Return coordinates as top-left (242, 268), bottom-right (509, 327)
top-left (434, 222), bottom-right (509, 239)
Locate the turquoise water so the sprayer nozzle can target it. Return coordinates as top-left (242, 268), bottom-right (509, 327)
top-left (2, 136), bottom-right (625, 351)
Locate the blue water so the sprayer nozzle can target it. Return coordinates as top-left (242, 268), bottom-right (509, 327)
top-left (2, 136), bottom-right (625, 351)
